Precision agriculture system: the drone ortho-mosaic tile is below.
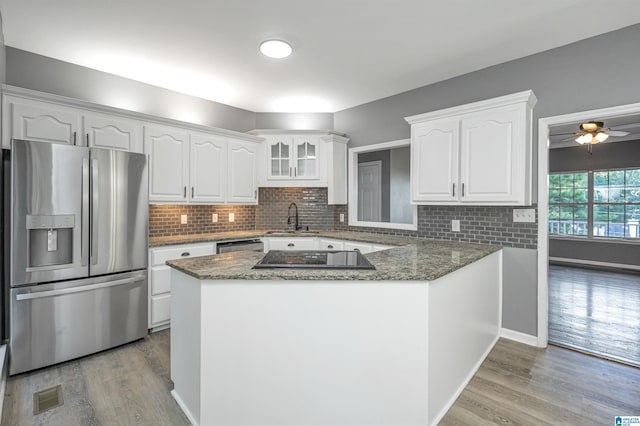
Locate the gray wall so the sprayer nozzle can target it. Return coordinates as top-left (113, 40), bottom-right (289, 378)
top-left (255, 113), bottom-right (334, 131)
top-left (0, 14), bottom-right (5, 84)
top-left (389, 147), bottom-right (411, 223)
top-left (549, 139), bottom-right (640, 267)
top-left (335, 23), bottom-right (640, 337)
top-left (5, 47), bottom-right (256, 132)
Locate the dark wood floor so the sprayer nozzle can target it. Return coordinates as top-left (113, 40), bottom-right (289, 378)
top-left (3, 331), bottom-right (640, 425)
top-left (549, 264), bottom-right (640, 368)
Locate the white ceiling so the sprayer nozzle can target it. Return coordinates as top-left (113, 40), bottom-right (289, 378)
top-left (2, 0), bottom-right (640, 113)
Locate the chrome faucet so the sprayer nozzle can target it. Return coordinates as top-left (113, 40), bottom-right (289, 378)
top-left (287, 202), bottom-right (302, 231)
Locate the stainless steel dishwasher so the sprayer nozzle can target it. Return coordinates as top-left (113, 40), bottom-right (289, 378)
top-left (216, 239), bottom-right (264, 254)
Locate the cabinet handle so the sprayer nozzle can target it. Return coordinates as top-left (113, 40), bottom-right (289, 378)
top-left (181, 252), bottom-right (190, 257)
top-left (353, 248), bottom-right (360, 252)
top-left (462, 183), bottom-right (465, 197)
top-left (294, 167), bottom-right (297, 177)
top-left (287, 243), bottom-right (295, 247)
top-left (73, 131), bottom-right (77, 145)
top-left (327, 245), bottom-right (334, 249)
top-left (289, 167), bottom-right (292, 177)
top-left (452, 183), bottom-right (455, 197)
top-left (254, 189), bottom-right (257, 199)
top-left (191, 187), bottom-right (194, 198)
top-left (86, 133), bottom-right (89, 146)
top-left (183, 186), bottom-right (187, 198)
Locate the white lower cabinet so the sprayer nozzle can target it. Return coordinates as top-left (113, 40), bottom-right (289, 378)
top-left (318, 238), bottom-right (345, 250)
top-left (148, 243), bottom-right (216, 330)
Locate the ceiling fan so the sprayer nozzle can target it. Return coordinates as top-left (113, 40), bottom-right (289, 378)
top-left (551, 120), bottom-right (640, 154)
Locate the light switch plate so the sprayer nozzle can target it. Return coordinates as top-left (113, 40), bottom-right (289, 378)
top-left (451, 219), bottom-right (460, 232)
top-left (212, 213), bottom-right (218, 223)
top-left (513, 208), bottom-right (535, 223)
top-left (339, 213), bottom-right (345, 222)
top-left (180, 214), bottom-right (188, 225)
top-left (229, 212), bottom-right (235, 222)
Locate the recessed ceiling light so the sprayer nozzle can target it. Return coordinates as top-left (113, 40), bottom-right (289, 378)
top-left (259, 40), bottom-right (293, 59)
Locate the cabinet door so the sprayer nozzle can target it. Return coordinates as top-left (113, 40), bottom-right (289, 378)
top-left (227, 138), bottom-right (258, 204)
top-left (5, 98), bottom-right (81, 147)
top-left (190, 133), bottom-right (226, 203)
top-left (267, 238), bottom-right (317, 251)
top-left (267, 137), bottom-right (292, 179)
top-left (145, 125), bottom-right (190, 202)
top-left (411, 118), bottom-right (459, 203)
top-left (83, 112), bottom-right (143, 152)
top-left (344, 241), bottom-right (373, 254)
top-left (460, 106), bottom-right (522, 203)
top-left (293, 136), bottom-right (319, 179)
top-left (319, 239), bottom-right (344, 250)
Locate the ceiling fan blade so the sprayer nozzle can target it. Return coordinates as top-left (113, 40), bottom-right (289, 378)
top-left (611, 123), bottom-right (640, 130)
top-left (561, 135), bottom-right (577, 142)
top-left (608, 130), bottom-right (630, 137)
top-left (549, 132), bottom-right (577, 137)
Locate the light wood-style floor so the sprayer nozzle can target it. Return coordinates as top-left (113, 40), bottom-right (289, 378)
top-left (3, 331), bottom-right (640, 425)
top-left (549, 263), bottom-right (640, 368)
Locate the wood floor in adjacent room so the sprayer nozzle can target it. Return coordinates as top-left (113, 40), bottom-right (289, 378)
top-left (549, 263), bottom-right (640, 368)
top-left (2, 331), bottom-right (639, 425)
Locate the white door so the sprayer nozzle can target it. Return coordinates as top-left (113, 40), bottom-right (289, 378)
top-left (358, 161), bottom-right (382, 222)
top-left (7, 99), bottom-right (81, 147)
top-left (227, 139), bottom-right (258, 204)
top-left (145, 125), bottom-right (190, 202)
top-left (83, 112), bottom-right (142, 152)
top-left (411, 118), bottom-right (460, 203)
top-left (460, 106), bottom-right (520, 203)
top-left (190, 133), bottom-right (226, 203)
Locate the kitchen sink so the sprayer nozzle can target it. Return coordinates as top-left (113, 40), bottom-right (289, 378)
top-left (265, 230), bottom-right (320, 235)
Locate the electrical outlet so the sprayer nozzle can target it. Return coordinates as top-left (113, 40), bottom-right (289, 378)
top-left (513, 208), bottom-right (535, 223)
top-left (229, 212), bottom-right (235, 222)
top-left (451, 219), bottom-right (460, 232)
top-left (180, 214), bottom-right (188, 225)
top-left (212, 213), bottom-right (218, 223)
top-left (451, 251), bottom-right (461, 264)
top-left (339, 213), bottom-right (345, 222)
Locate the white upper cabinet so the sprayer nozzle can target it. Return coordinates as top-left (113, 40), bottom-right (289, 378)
top-left (252, 130), bottom-right (349, 205)
top-left (411, 118), bottom-right (459, 203)
top-left (145, 124), bottom-right (190, 202)
top-left (190, 132), bottom-right (227, 203)
top-left (3, 96), bottom-right (81, 147)
top-left (83, 112), bottom-right (143, 152)
top-left (266, 135), bottom-right (318, 180)
top-left (227, 138), bottom-right (258, 203)
top-left (405, 90), bottom-right (537, 206)
top-left (3, 91), bottom-right (144, 152)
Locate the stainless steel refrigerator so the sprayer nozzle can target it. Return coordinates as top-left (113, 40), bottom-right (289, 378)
top-left (8, 139), bottom-right (148, 375)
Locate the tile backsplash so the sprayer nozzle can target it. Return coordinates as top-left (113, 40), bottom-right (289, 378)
top-left (149, 204), bottom-right (255, 237)
top-left (334, 205), bottom-right (537, 249)
top-left (255, 187), bottom-right (335, 231)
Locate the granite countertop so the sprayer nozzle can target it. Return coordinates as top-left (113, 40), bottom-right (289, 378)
top-left (149, 230), bottom-right (412, 247)
top-left (165, 233), bottom-right (501, 281)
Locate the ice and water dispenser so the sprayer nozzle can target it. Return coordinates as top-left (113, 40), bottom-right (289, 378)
top-left (26, 214), bottom-right (75, 267)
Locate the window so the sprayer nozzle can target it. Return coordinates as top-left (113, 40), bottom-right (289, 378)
top-left (549, 172), bottom-right (588, 236)
top-left (549, 168), bottom-right (640, 240)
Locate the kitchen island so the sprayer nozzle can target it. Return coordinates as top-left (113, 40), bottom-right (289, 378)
top-left (167, 237), bottom-right (502, 426)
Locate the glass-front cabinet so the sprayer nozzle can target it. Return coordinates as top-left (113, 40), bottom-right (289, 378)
top-left (268, 136), bottom-right (318, 180)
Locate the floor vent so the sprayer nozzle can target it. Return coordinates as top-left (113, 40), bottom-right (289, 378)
top-left (33, 385), bottom-right (64, 415)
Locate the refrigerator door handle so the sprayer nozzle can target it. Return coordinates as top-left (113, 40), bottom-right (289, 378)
top-left (81, 157), bottom-right (90, 266)
top-left (15, 275), bottom-right (146, 301)
top-left (91, 158), bottom-right (99, 265)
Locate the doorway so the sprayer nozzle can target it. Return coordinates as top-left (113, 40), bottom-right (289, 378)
top-left (357, 161), bottom-right (382, 222)
top-left (537, 103), bottom-right (640, 361)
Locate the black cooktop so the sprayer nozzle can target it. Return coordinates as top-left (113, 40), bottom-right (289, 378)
top-left (253, 250), bottom-right (376, 270)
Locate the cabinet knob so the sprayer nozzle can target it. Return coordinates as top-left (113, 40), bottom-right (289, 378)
top-left (353, 248), bottom-right (360, 252)
top-left (327, 245), bottom-right (334, 249)
top-left (181, 252), bottom-right (190, 257)
top-left (287, 243), bottom-right (295, 247)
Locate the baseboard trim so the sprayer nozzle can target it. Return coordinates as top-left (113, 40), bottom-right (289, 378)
top-left (501, 328), bottom-right (538, 346)
top-left (0, 344), bottom-right (8, 420)
top-left (171, 389), bottom-right (199, 426)
top-left (549, 257), bottom-right (640, 271)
